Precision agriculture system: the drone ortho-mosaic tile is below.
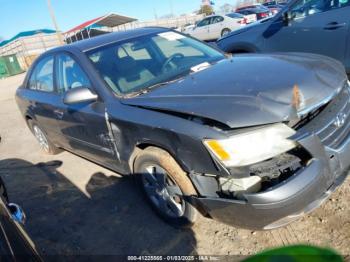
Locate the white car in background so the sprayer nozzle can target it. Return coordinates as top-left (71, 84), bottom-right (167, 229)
top-left (184, 14), bottom-right (246, 41)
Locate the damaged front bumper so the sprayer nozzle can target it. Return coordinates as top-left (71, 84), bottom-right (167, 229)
top-left (190, 92), bottom-right (350, 230)
top-left (192, 155), bottom-right (348, 230)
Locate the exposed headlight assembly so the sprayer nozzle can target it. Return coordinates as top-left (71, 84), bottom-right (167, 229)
top-left (204, 123), bottom-right (297, 167)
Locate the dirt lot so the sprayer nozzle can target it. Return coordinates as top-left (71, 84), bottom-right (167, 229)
top-left (0, 73), bottom-right (349, 258)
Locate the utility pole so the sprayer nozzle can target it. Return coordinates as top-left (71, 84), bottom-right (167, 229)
top-left (47, 0), bottom-right (64, 45)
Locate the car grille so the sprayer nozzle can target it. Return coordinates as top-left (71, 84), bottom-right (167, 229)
top-left (298, 83), bottom-right (350, 149)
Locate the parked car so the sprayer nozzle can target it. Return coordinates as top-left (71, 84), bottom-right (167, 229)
top-left (226, 12), bottom-right (250, 25)
top-left (0, 176), bottom-right (41, 260)
top-left (217, 0), bottom-right (350, 75)
top-left (16, 28), bottom-right (350, 230)
top-left (263, 3), bottom-right (284, 15)
top-left (183, 15), bottom-right (245, 41)
top-left (236, 5), bottom-right (273, 20)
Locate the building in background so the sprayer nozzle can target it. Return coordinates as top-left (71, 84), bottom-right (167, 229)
top-left (64, 12), bottom-right (204, 44)
top-left (0, 29), bottom-right (62, 70)
top-left (64, 13), bottom-right (137, 43)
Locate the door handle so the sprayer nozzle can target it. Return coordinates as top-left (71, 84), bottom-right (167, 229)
top-left (54, 109), bottom-right (64, 119)
top-left (324, 22), bottom-right (346, 30)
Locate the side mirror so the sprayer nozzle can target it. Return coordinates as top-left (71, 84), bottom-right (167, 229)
top-left (63, 87), bottom-right (98, 105)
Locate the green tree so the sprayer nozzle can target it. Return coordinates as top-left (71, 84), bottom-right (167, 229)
top-left (198, 5), bottom-right (214, 15)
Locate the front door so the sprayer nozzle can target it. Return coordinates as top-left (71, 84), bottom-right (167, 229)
top-left (54, 53), bottom-right (118, 167)
top-left (208, 16), bottom-right (225, 40)
top-left (263, 0), bottom-right (350, 66)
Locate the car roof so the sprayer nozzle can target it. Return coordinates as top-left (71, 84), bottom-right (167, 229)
top-left (48, 27), bottom-right (169, 53)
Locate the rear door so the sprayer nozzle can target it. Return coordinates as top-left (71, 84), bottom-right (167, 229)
top-left (208, 16), bottom-right (225, 39)
top-left (263, 0), bottom-right (350, 67)
top-left (191, 17), bottom-right (211, 40)
top-left (24, 55), bottom-right (63, 145)
top-left (54, 53), bottom-right (118, 167)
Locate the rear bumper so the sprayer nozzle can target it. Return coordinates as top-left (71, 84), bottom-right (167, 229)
top-left (191, 132), bottom-right (350, 230)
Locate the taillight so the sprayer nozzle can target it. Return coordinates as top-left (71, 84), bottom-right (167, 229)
top-left (260, 13), bottom-right (268, 18)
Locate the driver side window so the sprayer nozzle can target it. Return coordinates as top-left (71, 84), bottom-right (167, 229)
top-left (291, 0), bottom-right (350, 18)
top-left (56, 54), bottom-right (91, 94)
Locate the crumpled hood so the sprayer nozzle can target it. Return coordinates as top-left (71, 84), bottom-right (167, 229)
top-left (121, 53), bottom-right (347, 129)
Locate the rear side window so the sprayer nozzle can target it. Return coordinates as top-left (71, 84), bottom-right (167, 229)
top-left (211, 16), bottom-right (224, 24)
top-left (56, 54), bottom-right (91, 94)
top-left (197, 18), bottom-right (211, 27)
top-left (28, 56), bottom-right (54, 92)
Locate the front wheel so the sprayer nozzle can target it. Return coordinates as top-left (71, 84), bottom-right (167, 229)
top-left (134, 147), bottom-right (198, 228)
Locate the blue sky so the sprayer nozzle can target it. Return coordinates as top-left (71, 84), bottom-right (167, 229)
top-left (0, 0), bottom-right (216, 40)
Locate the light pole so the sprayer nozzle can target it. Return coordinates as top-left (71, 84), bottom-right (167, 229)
top-left (47, 0), bottom-right (64, 45)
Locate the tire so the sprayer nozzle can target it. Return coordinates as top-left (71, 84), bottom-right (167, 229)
top-left (28, 120), bottom-right (62, 155)
top-left (134, 147), bottom-right (198, 228)
top-left (221, 28), bottom-right (231, 37)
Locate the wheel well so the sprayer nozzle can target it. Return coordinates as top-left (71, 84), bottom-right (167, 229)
top-left (129, 143), bottom-right (188, 174)
top-left (25, 115), bottom-right (33, 129)
top-left (221, 28), bottom-right (231, 35)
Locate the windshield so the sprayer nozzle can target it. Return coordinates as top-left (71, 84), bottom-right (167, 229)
top-left (86, 31), bottom-right (225, 96)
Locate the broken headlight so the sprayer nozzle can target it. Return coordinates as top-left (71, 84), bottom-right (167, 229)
top-left (204, 123), bottom-right (297, 167)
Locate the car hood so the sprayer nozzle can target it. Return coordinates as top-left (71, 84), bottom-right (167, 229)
top-left (121, 53), bottom-right (347, 129)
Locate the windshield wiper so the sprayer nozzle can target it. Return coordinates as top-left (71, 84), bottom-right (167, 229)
top-left (126, 72), bottom-right (190, 98)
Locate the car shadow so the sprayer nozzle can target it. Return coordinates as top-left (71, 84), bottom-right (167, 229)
top-left (0, 158), bottom-right (197, 256)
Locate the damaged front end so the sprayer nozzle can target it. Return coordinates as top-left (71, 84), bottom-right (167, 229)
top-left (189, 83), bottom-right (350, 230)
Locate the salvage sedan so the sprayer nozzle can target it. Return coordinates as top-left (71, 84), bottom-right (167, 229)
top-left (16, 28), bottom-right (350, 230)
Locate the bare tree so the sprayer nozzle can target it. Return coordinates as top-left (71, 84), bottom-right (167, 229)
top-left (198, 5), bottom-right (214, 15)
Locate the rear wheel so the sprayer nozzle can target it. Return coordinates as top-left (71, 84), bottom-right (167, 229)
top-left (28, 120), bottom-right (61, 155)
top-left (134, 147), bottom-right (198, 228)
top-left (221, 28), bottom-right (231, 37)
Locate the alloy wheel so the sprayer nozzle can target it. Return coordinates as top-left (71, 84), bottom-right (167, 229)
top-left (141, 164), bottom-right (185, 218)
top-left (33, 125), bottom-right (50, 152)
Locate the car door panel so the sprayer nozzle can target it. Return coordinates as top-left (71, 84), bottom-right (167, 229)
top-left (263, 5), bottom-right (350, 66)
top-left (54, 53), bottom-right (119, 167)
top-left (209, 16), bottom-right (224, 39)
top-left (58, 101), bottom-right (118, 165)
top-left (191, 18), bottom-right (211, 41)
top-left (192, 26), bottom-right (209, 40)
top-left (22, 55), bottom-right (64, 145)
top-left (21, 90), bottom-right (65, 145)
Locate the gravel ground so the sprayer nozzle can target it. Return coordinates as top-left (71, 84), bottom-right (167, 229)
top-left (0, 73), bottom-right (349, 258)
